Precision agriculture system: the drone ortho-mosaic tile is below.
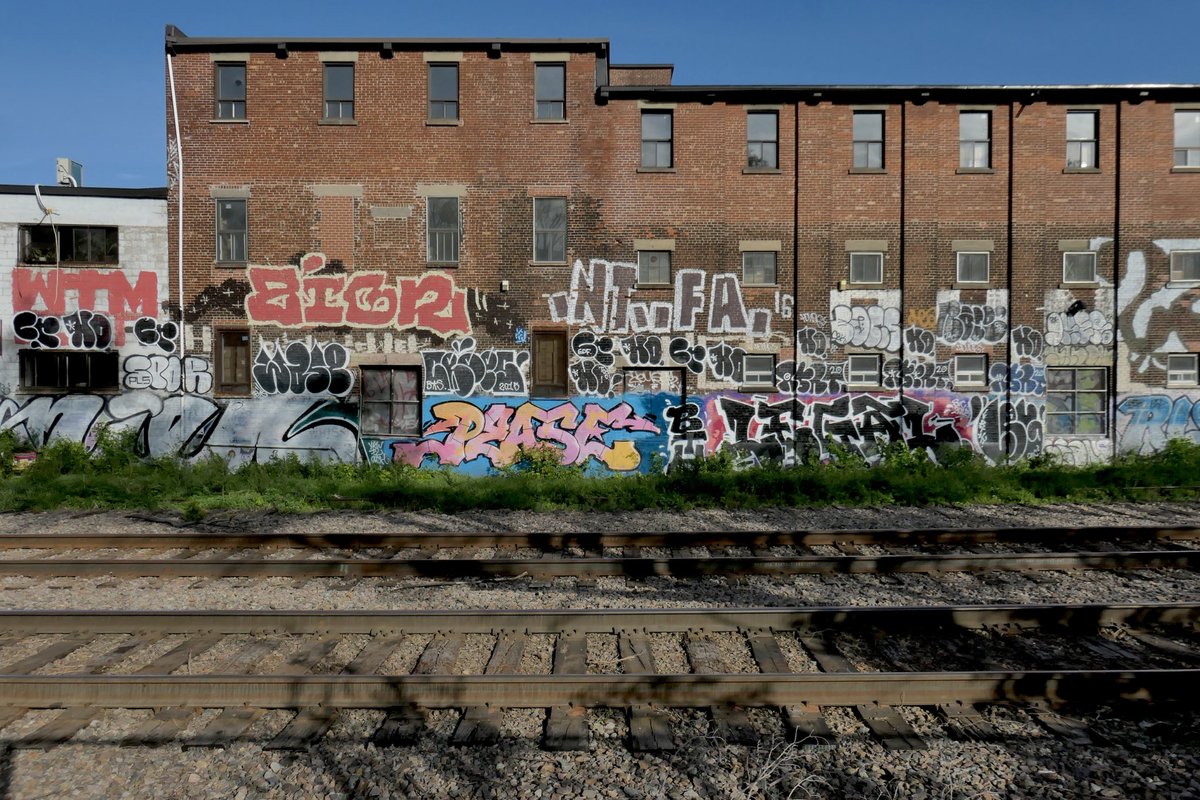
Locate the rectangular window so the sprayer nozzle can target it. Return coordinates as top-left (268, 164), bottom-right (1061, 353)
top-left (427, 197), bottom-right (460, 264)
top-left (533, 197), bottom-right (566, 262)
top-left (1063, 252), bottom-right (1097, 283)
top-left (19, 350), bottom-right (118, 391)
top-left (216, 329), bottom-right (251, 395)
top-left (1175, 110), bottom-right (1200, 167)
top-left (215, 198), bottom-right (247, 263)
top-left (849, 252), bottom-right (883, 284)
top-left (847, 354), bottom-right (882, 387)
top-left (535, 63), bottom-right (565, 120)
top-left (428, 63), bottom-right (459, 121)
top-left (215, 63), bottom-right (246, 120)
top-left (1066, 110), bottom-right (1097, 169)
top-left (747, 111), bottom-right (778, 169)
top-left (638, 250), bottom-right (671, 285)
top-left (361, 367), bottom-right (422, 436)
top-left (959, 111), bottom-right (991, 169)
top-left (1167, 354), bottom-right (1199, 387)
top-left (19, 225), bottom-right (118, 265)
top-left (1046, 367), bottom-right (1107, 435)
top-left (323, 63), bottom-right (354, 120)
top-left (853, 111), bottom-right (884, 169)
top-left (532, 331), bottom-right (567, 397)
top-left (957, 251), bottom-right (990, 284)
top-left (742, 354), bottom-right (775, 386)
top-left (1170, 251), bottom-right (1200, 282)
top-left (954, 354), bottom-right (988, 387)
top-left (641, 111), bottom-right (673, 168)
top-left (743, 252), bottom-right (777, 286)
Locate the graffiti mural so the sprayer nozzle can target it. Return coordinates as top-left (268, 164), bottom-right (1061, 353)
top-left (12, 268), bottom-right (158, 346)
top-left (133, 317), bottom-right (179, 353)
top-left (1117, 393), bottom-right (1200, 454)
top-left (1117, 241), bottom-right (1200, 372)
top-left (12, 310), bottom-right (113, 350)
top-left (423, 337), bottom-right (528, 396)
top-left (123, 355), bottom-right (213, 394)
top-left (253, 340), bottom-right (354, 398)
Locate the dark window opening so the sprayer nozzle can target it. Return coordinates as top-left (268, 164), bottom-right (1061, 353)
top-left (215, 63), bottom-right (246, 120)
top-left (361, 367), bottom-right (422, 436)
top-left (19, 350), bottom-right (118, 391)
top-left (216, 329), bottom-right (251, 395)
top-left (19, 225), bottom-right (118, 266)
top-left (532, 331), bottom-right (568, 397)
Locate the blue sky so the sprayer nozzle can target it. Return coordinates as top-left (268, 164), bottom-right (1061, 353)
top-left (2, 0), bottom-right (1196, 187)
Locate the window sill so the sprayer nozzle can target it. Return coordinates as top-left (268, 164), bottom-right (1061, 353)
top-left (530, 118), bottom-right (569, 124)
top-left (1170, 167), bottom-right (1200, 173)
top-left (848, 167), bottom-right (887, 175)
top-left (953, 282), bottom-right (993, 290)
top-left (846, 385), bottom-right (884, 392)
top-left (743, 283), bottom-right (780, 289)
top-left (743, 167), bottom-right (782, 175)
top-left (426, 118), bottom-right (462, 126)
top-left (955, 167), bottom-right (995, 175)
top-left (636, 167), bottom-right (676, 174)
top-left (529, 260), bottom-right (568, 267)
top-left (953, 383), bottom-right (988, 392)
top-left (1167, 280), bottom-right (1200, 288)
top-left (1060, 281), bottom-right (1100, 289)
top-left (426, 262), bottom-right (459, 269)
top-left (739, 385), bottom-right (778, 394)
top-left (1063, 167), bottom-right (1100, 174)
top-left (847, 281), bottom-right (885, 288)
top-left (209, 119), bottom-right (249, 124)
top-left (319, 118), bottom-right (357, 126)
top-left (17, 387), bottom-right (119, 396)
top-left (214, 261), bottom-right (248, 268)
top-left (635, 282), bottom-right (672, 289)
top-left (213, 392), bottom-right (252, 400)
top-left (1167, 382), bottom-right (1200, 389)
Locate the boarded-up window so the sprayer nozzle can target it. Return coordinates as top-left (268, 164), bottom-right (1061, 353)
top-left (216, 329), bottom-right (251, 395)
top-left (532, 331), bottom-right (567, 396)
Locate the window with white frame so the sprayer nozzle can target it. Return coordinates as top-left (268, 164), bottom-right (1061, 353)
top-left (743, 252), bottom-right (777, 285)
top-left (215, 198), bottom-right (247, 263)
top-left (853, 111), bottom-right (884, 169)
top-left (638, 250), bottom-right (671, 285)
top-left (849, 252), bottom-right (883, 284)
top-left (641, 111), bottom-right (673, 168)
top-left (954, 354), bottom-right (988, 387)
top-left (847, 354), bottom-right (882, 387)
top-left (1063, 251), bottom-right (1097, 283)
top-left (1175, 110), bottom-right (1200, 167)
top-left (1046, 367), bottom-right (1107, 435)
top-left (1170, 251), bottom-right (1200, 282)
top-left (427, 197), bottom-right (460, 264)
top-left (742, 354), bottom-right (775, 386)
top-left (1066, 110), bottom-right (1097, 169)
top-left (959, 111), bottom-right (991, 169)
top-left (532, 197), bottom-right (567, 262)
top-left (1167, 354), bottom-right (1199, 387)
top-left (956, 251), bottom-right (990, 284)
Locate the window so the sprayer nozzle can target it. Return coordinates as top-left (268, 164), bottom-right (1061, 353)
top-left (427, 197), bottom-right (460, 264)
top-left (742, 354), bottom-right (775, 386)
top-left (847, 354), bottom-right (882, 388)
top-left (743, 252), bottom-right (777, 286)
top-left (1175, 110), bottom-right (1200, 167)
top-left (532, 331), bottom-right (567, 396)
top-left (957, 251), bottom-right (990, 284)
top-left (533, 197), bottom-right (566, 262)
top-left (849, 252), bottom-right (883, 284)
top-left (215, 199), bottom-right (247, 263)
top-left (1167, 354), bottom-right (1199, 387)
top-left (638, 251), bottom-right (671, 285)
top-left (1063, 252), bottom-right (1097, 283)
top-left (959, 111), bottom-right (991, 169)
top-left (1046, 367), bottom-right (1107, 435)
top-left (19, 225), bottom-right (117, 265)
top-left (954, 354), bottom-right (988, 387)
top-left (1066, 110), bottom-right (1097, 169)
top-left (641, 111), bottom-right (672, 168)
top-left (216, 329), bottom-right (251, 395)
top-left (19, 351), bottom-right (118, 391)
top-left (361, 367), bottom-right (421, 436)
top-left (1170, 251), bottom-right (1200, 282)
top-left (323, 63), bottom-right (354, 120)
top-left (535, 63), bottom-right (565, 120)
top-left (747, 111), bottom-right (778, 169)
top-left (428, 63), bottom-right (459, 121)
top-left (853, 111), bottom-right (884, 169)
top-left (215, 63), bottom-right (246, 120)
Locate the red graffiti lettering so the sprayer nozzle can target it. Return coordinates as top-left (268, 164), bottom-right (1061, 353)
top-left (396, 271), bottom-right (470, 336)
top-left (12, 268), bottom-right (159, 346)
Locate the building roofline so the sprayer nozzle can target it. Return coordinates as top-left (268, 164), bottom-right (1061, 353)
top-left (165, 24), bottom-right (609, 55)
top-left (0, 184), bottom-right (168, 200)
top-left (611, 63), bottom-right (674, 70)
top-left (599, 83), bottom-right (1200, 104)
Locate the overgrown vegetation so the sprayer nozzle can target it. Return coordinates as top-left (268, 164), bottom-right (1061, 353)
top-left (0, 432), bottom-right (1196, 515)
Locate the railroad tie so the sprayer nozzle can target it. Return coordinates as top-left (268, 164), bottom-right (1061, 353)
top-left (544, 631), bottom-right (589, 751)
top-left (937, 701), bottom-right (1001, 742)
top-left (453, 631), bottom-right (526, 746)
top-left (264, 636), bottom-right (348, 750)
top-left (0, 635), bottom-right (92, 675)
top-left (1027, 705), bottom-right (1096, 744)
top-left (746, 629), bottom-right (833, 744)
top-left (183, 638), bottom-right (283, 748)
top-left (370, 632), bottom-right (468, 748)
top-left (684, 634), bottom-right (757, 745)
top-left (618, 632), bottom-right (674, 752)
top-left (799, 633), bottom-right (925, 751)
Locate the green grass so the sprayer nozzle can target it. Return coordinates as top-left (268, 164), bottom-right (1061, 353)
top-left (0, 434), bottom-right (1196, 516)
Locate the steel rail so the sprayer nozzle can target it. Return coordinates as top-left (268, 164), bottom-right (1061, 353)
top-left (1, 549), bottom-right (1197, 578)
top-left (0, 524), bottom-right (1194, 550)
top-left (2, 603), bottom-right (1196, 635)
top-left (0, 669), bottom-right (1194, 709)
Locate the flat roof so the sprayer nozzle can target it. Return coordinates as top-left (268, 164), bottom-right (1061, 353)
top-left (600, 83), bottom-right (1200, 103)
top-left (165, 25), bottom-right (609, 54)
top-left (0, 185), bottom-right (168, 200)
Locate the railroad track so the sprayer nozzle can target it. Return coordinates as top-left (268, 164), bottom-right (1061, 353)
top-left (1, 603), bottom-right (1197, 751)
top-left (0, 524), bottom-right (1197, 579)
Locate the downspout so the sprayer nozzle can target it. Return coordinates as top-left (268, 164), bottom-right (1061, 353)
top-left (167, 51), bottom-right (185, 364)
top-left (898, 101), bottom-right (906, 421)
top-left (791, 100), bottom-right (800, 464)
top-left (1005, 101), bottom-right (1014, 462)
top-left (1111, 101), bottom-right (1121, 462)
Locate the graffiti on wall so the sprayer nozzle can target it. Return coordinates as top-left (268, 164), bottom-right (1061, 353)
top-left (1118, 241), bottom-right (1200, 372)
top-left (936, 300), bottom-right (1007, 346)
top-left (253, 340), bottom-right (354, 398)
top-left (1117, 393), bottom-right (1200, 454)
top-left (12, 268), bottom-right (158, 347)
top-left (123, 355), bottom-right (213, 394)
top-left (423, 337), bottom-right (529, 396)
top-left (246, 253), bottom-right (470, 336)
top-left (12, 310), bottom-right (113, 350)
top-left (133, 317), bottom-right (179, 353)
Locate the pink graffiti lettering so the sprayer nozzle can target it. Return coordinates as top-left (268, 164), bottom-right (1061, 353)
top-left (12, 268), bottom-right (158, 346)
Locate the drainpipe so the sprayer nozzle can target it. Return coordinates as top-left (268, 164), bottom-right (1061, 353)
top-left (1111, 101), bottom-right (1121, 462)
top-left (791, 100), bottom-right (800, 465)
top-left (898, 101), bottom-right (907, 421)
top-left (1005, 101), bottom-right (1014, 462)
top-left (167, 51), bottom-right (185, 364)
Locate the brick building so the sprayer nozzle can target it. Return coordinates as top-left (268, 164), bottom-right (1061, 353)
top-left (27, 24), bottom-right (1183, 471)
